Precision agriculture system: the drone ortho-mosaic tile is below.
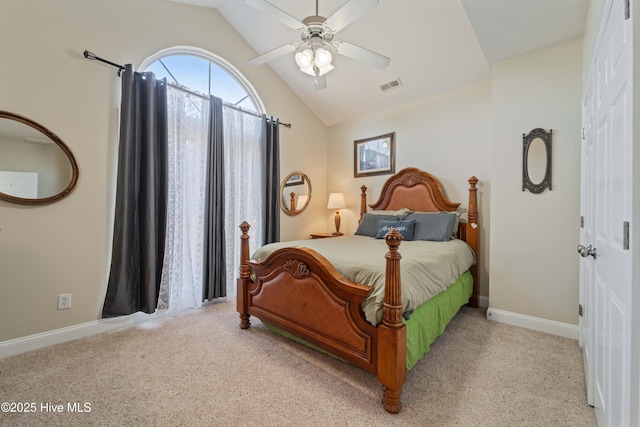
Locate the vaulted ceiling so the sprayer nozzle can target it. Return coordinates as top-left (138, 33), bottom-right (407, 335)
top-left (172, 0), bottom-right (589, 125)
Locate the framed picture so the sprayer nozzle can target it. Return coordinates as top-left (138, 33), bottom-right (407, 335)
top-left (354, 132), bottom-right (396, 177)
top-left (284, 173), bottom-right (304, 187)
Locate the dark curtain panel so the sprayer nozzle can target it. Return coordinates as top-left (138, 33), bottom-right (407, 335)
top-left (102, 64), bottom-right (168, 318)
top-left (202, 96), bottom-right (226, 300)
top-left (262, 115), bottom-right (280, 244)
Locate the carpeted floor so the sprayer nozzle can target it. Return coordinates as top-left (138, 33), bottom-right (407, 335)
top-left (0, 300), bottom-right (596, 426)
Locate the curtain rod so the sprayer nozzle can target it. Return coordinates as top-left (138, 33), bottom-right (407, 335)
top-left (83, 50), bottom-right (291, 129)
top-left (83, 50), bottom-right (125, 76)
top-left (168, 83), bottom-right (291, 128)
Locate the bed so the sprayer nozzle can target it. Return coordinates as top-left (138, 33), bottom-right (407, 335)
top-left (237, 167), bottom-right (479, 413)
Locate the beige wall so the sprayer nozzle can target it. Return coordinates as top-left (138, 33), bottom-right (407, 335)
top-left (0, 0), bottom-right (326, 342)
top-left (327, 80), bottom-right (493, 299)
top-left (489, 38), bottom-right (583, 325)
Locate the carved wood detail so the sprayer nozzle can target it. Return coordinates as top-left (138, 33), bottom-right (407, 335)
top-left (283, 259), bottom-right (310, 279)
top-left (399, 174), bottom-right (421, 187)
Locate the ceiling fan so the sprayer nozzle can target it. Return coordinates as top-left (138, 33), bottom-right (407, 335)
top-left (245, 0), bottom-right (390, 90)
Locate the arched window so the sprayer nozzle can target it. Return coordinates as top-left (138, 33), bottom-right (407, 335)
top-left (139, 46), bottom-right (264, 114)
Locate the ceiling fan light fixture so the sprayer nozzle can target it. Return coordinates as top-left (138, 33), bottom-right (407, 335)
top-left (245, 0), bottom-right (386, 90)
top-left (300, 63), bottom-right (334, 77)
top-left (295, 49), bottom-right (314, 68)
top-left (314, 48), bottom-right (332, 68)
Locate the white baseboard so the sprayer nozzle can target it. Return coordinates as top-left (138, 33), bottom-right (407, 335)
top-left (486, 307), bottom-right (578, 340)
top-left (478, 295), bottom-right (489, 308)
top-left (0, 312), bottom-right (154, 359)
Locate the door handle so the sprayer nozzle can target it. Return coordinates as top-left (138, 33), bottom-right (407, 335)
top-left (577, 244), bottom-right (597, 259)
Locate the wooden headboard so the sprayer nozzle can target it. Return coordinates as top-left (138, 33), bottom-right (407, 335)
top-left (359, 168), bottom-right (478, 219)
top-left (358, 167), bottom-right (480, 307)
top-left (368, 168), bottom-right (460, 212)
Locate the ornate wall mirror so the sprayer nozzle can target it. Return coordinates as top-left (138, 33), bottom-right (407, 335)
top-left (280, 171), bottom-right (311, 216)
top-left (0, 111), bottom-right (79, 205)
top-left (522, 128), bottom-right (552, 194)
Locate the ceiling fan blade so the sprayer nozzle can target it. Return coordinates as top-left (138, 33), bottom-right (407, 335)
top-left (244, 0), bottom-right (305, 30)
top-left (324, 0), bottom-right (379, 33)
top-left (333, 40), bottom-right (390, 69)
top-left (247, 43), bottom-right (298, 66)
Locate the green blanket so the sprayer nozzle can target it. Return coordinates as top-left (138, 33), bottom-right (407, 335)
top-left (404, 270), bottom-right (472, 369)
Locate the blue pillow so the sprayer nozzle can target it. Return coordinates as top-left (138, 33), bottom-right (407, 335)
top-left (355, 213), bottom-right (399, 237)
top-left (405, 212), bottom-right (457, 241)
top-left (375, 219), bottom-right (415, 241)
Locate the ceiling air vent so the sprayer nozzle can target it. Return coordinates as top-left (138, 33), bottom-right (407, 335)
top-left (380, 78), bottom-right (402, 92)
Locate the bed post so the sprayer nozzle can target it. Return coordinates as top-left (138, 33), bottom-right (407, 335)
top-left (359, 185), bottom-right (367, 223)
top-left (237, 221), bottom-right (251, 329)
top-left (466, 177), bottom-right (479, 308)
top-left (378, 229), bottom-right (406, 414)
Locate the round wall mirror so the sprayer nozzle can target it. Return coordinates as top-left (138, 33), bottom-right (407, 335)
top-left (0, 111), bottom-right (79, 205)
top-left (280, 171), bottom-right (311, 216)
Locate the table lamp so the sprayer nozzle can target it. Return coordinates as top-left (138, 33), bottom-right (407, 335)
top-left (327, 192), bottom-right (347, 235)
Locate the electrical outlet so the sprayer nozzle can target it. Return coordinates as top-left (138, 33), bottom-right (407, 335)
top-left (58, 293), bottom-right (72, 310)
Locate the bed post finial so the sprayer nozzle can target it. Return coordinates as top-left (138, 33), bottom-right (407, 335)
top-left (378, 228), bottom-right (406, 414)
top-left (238, 221), bottom-right (251, 329)
top-left (359, 185), bottom-right (367, 223)
top-left (468, 176), bottom-right (478, 224)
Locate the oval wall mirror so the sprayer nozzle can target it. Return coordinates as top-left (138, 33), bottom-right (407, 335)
top-left (280, 171), bottom-right (311, 216)
top-left (522, 128), bottom-right (552, 194)
top-left (0, 111), bottom-right (79, 205)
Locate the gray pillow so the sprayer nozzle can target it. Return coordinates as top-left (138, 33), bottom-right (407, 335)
top-left (375, 219), bottom-right (415, 241)
top-left (367, 208), bottom-right (411, 216)
top-left (355, 213), bottom-right (399, 237)
top-left (406, 212), bottom-right (457, 241)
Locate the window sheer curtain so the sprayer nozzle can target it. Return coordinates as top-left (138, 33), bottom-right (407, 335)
top-left (102, 65), bottom-right (168, 318)
top-left (223, 106), bottom-right (263, 297)
top-left (157, 86), bottom-right (209, 313)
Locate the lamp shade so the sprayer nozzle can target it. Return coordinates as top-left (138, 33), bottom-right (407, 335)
top-left (327, 193), bottom-right (347, 210)
top-left (297, 194), bottom-right (309, 209)
top-left (295, 49), bottom-right (314, 69)
top-left (315, 48), bottom-right (333, 68)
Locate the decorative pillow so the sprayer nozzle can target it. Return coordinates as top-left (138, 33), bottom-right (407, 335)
top-left (375, 219), bottom-right (415, 241)
top-left (405, 212), bottom-right (457, 241)
top-left (409, 211), bottom-right (461, 238)
top-left (355, 213), bottom-right (399, 237)
top-left (367, 208), bottom-right (411, 216)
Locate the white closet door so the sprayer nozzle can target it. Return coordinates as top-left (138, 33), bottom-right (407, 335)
top-left (579, 71), bottom-right (595, 406)
top-left (589, 0), bottom-right (634, 425)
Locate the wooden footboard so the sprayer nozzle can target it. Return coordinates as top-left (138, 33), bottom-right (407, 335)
top-left (237, 223), bottom-right (406, 413)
